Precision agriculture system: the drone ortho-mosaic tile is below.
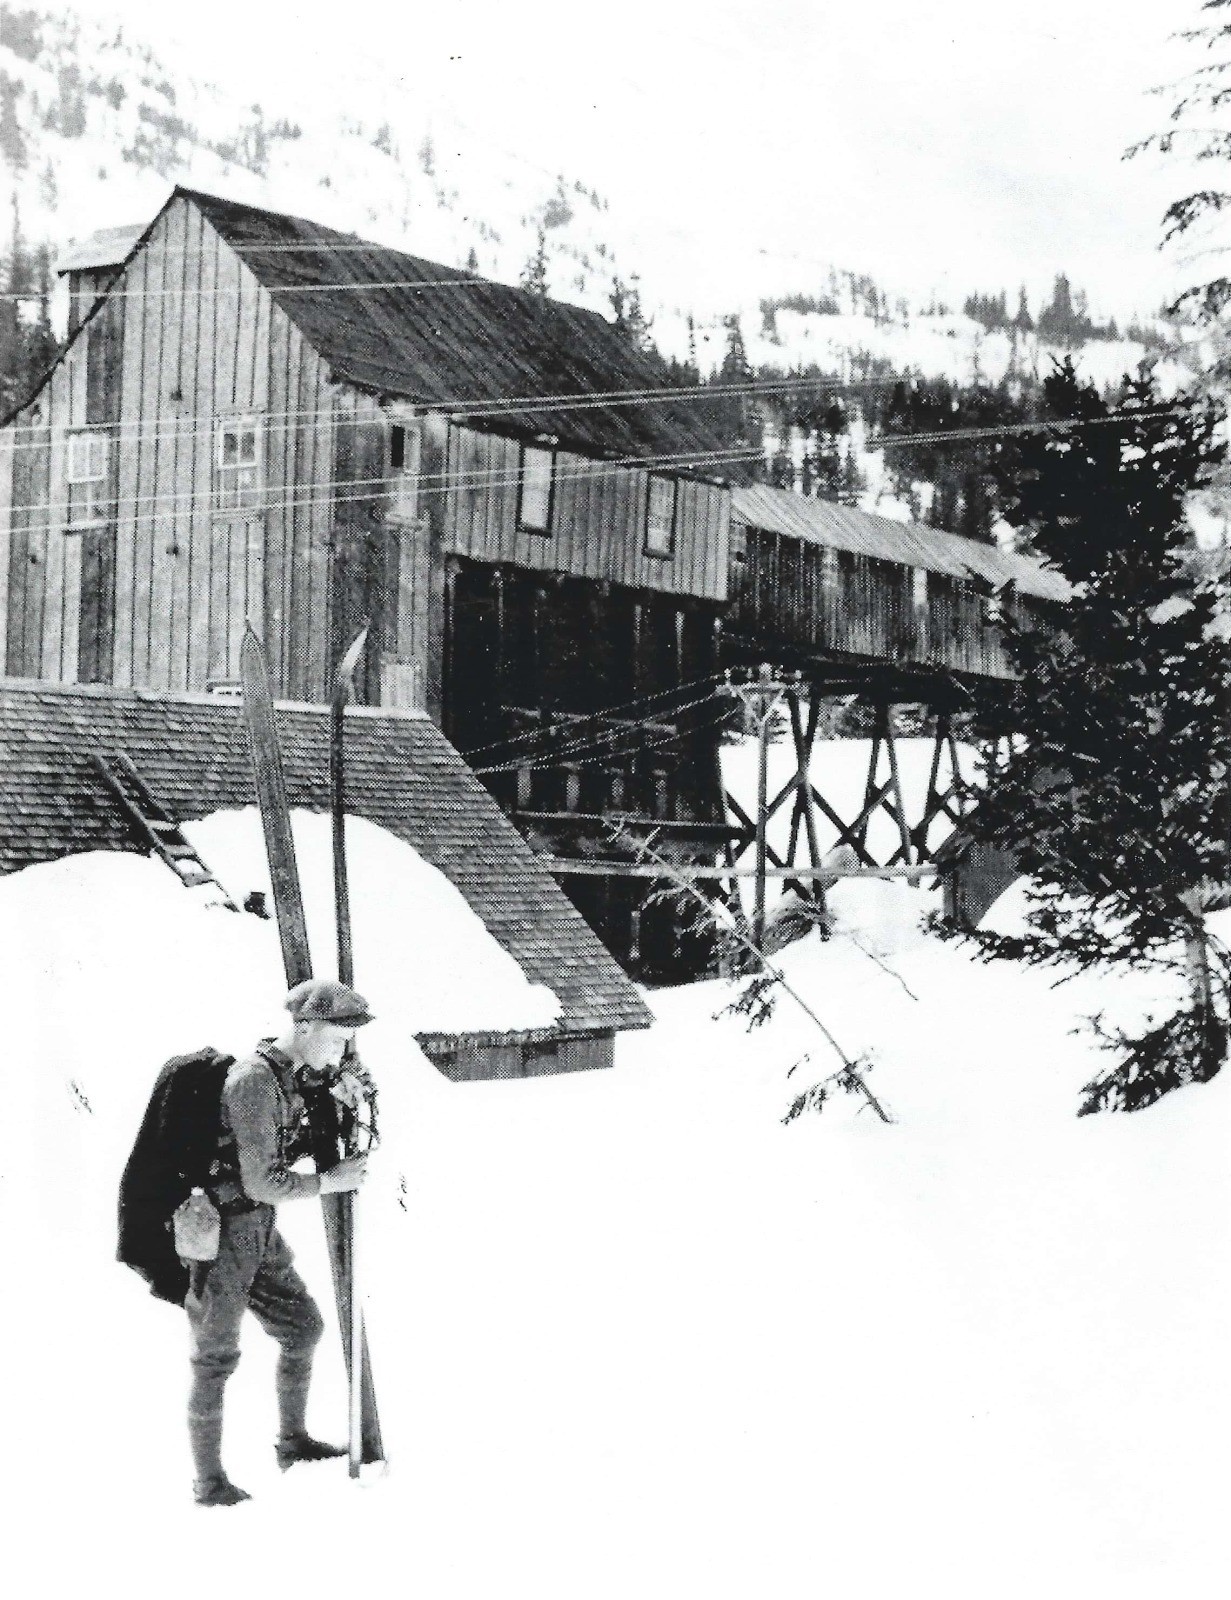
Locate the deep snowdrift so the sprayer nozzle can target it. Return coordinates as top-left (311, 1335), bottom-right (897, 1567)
top-left (1, 760), bottom-right (1226, 1600)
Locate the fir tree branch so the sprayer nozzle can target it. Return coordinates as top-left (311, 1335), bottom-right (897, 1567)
top-left (611, 823), bottom-right (893, 1124)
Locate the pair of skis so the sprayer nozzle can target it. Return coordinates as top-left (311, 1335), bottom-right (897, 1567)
top-left (240, 621), bottom-right (383, 1476)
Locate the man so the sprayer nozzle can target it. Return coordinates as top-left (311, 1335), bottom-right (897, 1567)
top-left (187, 978), bottom-right (373, 1507)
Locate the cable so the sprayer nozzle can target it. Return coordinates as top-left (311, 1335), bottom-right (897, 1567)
top-left (4, 372), bottom-right (901, 444)
top-left (461, 672), bottom-right (729, 764)
top-left (3, 444), bottom-right (767, 536)
top-left (868, 405), bottom-right (1192, 449)
top-left (473, 689), bottom-right (733, 776)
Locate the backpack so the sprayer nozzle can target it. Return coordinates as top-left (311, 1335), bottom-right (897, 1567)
top-left (116, 1047), bottom-right (236, 1305)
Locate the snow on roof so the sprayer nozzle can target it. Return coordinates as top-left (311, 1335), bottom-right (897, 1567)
top-left (0, 679), bottom-right (651, 1038)
top-left (56, 225), bottom-right (147, 274)
top-left (0, 807), bottom-right (559, 1069)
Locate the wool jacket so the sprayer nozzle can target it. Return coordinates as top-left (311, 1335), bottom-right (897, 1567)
top-left (116, 1047), bottom-right (235, 1305)
top-left (213, 1042), bottom-right (323, 1206)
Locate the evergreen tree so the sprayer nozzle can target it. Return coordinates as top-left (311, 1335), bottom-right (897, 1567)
top-left (946, 360), bottom-right (1231, 1112)
top-left (609, 273), bottom-right (653, 352)
top-left (520, 227), bottom-right (549, 297)
top-left (1129, 1), bottom-right (1231, 325)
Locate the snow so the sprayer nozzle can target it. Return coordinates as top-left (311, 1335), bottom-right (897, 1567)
top-left (1, 748), bottom-right (1228, 1598)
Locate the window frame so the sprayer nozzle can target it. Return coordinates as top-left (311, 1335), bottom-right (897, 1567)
top-left (214, 413), bottom-right (263, 511)
top-left (644, 472), bottom-right (678, 559)
top-left (387, 412), bottom-right (423, 523)
top-left (517, 443), bottom-right (555, 535)
top-left (65, 426), bottom-right (114, 531)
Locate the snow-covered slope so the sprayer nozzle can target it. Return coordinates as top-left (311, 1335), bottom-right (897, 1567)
top-left (2, 741), bottom-right (1226, 1597)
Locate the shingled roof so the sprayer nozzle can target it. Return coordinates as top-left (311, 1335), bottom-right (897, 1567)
top-left (0, 679), bottom-right (651, 1037)
top-left (159, 188), bottom-right (724, 461)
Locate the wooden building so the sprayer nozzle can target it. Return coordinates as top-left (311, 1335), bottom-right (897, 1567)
top-left (0, 188), bottom-right (1066, 977)
top-left (728, 483), bottom-right (1069, 690)
top-left (0, 187), bottom-right (741, 978)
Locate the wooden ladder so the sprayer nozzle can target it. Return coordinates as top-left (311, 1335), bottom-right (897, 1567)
top-left (93, 750), bottom-right (238, 909)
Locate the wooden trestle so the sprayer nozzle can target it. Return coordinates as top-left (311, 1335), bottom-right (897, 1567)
top-left (707, 668), bottom-right (974, 948)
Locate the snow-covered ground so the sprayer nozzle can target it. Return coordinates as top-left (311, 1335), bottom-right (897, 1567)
top-left (1, 746), bottom-right (1227, 1599)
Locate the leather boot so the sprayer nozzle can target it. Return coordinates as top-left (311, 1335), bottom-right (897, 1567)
top-left (189, 1407), bottom-right (250, 1506)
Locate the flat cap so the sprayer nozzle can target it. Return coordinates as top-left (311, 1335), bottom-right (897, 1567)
top-left (285, 978), bottom-right (374, 1027)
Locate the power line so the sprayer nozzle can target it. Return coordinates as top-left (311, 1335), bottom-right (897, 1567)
top-left (458, 674), bottom-right (726, 764)
top-left (473, 689), bottom-right (732, 776)
top-left (6, 446), bottom-right (767, 536)
top-left (4, 372), bottom-right (903, 444)
top-left (868, 405), bottom-right (1192, 449)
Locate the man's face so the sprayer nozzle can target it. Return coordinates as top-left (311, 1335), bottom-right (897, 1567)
top-left (295, 1019), bottom-right (356, 1075)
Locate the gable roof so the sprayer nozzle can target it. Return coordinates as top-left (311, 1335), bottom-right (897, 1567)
top-left (0, 679), bottom-right (651, 1037)
top-left (731, 483), bottom-right (1070, 604)
top-left (147, 188), bottom-right (727, 462)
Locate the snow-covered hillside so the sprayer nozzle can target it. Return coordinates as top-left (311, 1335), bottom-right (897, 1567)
top-left (0, 2), bottom-right (631, 314)
top-left (1, 1), bottom-right (1181, 390)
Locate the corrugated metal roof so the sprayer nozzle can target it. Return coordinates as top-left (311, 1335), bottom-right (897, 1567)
top-left (173, 189), bottom-right (730, 461)
top-left (731, 483), bottom-right (1070, 603)
top-left (0, 680), bottom-right (652, 1037)
top-left (56, 225), bottom-right (146, 274)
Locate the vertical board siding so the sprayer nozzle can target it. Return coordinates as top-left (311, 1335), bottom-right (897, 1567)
top-left (0, 425), bottom-right (11, 667)
top-left (729, 523), bottom-right (1016, 679)
top-left (6, 417), bottom-right (50, 675)
top-left (185, 204), bottom-right (217, 692)
top-left (40, 361), bottom-right (70, 679)
top-left (80, 289), bottom-right (124, 682)
top-left (442, 424), bottom-right (729, 601)
top-left (0, 196), bottom-right (341, 699)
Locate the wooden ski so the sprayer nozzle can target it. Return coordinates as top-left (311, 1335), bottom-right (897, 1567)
top-left (329, 623), bottom-right (377, 1477)
top-left (239, 622), bottom-right (385, 1469)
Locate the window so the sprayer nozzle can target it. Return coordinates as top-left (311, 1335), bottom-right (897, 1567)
top-left (66, 429), bottom-right (112, 528)
top-left (644, 474), bottom-right (677, 557)
top-left (215, 415), bottom-right (262, 510)
top-left (388, 421), bottom-right (422, 521)
top-left (912, 567), bottom-right (929, 609)
top-left (518, 444), bottom-right (554, 533)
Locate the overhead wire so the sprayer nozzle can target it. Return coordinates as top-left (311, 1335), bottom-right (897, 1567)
top-left (4, 372), bottom-right (904, 445)
top-left (868, 405), bottom-right (1193, 449)
top-left (472, 686), bottom-right (733, 776)
top-left (458, 673), bottom-right (727, 764)
top-left (4, 446), bottom-right (767, 535)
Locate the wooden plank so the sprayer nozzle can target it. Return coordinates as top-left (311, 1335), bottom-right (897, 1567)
top-left (0, 423), bottom-right (12, 668)
top-left (576, 454), bottom-right (600, 581)
top-left (112, 237), bottom-right (147, 686)
top-left (186, 206), bottom-right (218, 691)
top-left (608, 464), bottom-right (633, 589)
top-left (476, 427), bottom-right (497, 562)
top-left (541, 859), bottom-right (937, 881)
top-left (496, 431), bottom-right (518, 553)
top-left (165, 198), bottom-right (195, 690)
top-left (553, 446), bottom-right (578, 575)
top-left (40, 361), bottom-right (70, 678)
top-left (130, 212), bottom-right (163, 685)
top-left (264, 299), bottom-right (293, 690)
top-left (286, 330), bottom-right (314, 698)
top-left (5, 418), bottom-right (32, 673)
top-left (146, 199), bottom-right (187, 689)
top-left (243, 514), bottom-right (265, 666)
top-left (17, 420), bottom-right (51, 677)
top-left (208, 519), bottom-right (232, 683)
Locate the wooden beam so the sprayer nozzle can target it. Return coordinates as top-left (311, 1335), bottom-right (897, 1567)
top-left (538, 858), bottom-right (939, 881)
top-left (514, 811), bottom-right (745, 838)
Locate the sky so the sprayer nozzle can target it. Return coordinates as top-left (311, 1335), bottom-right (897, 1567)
top-left (49, 1), bottom-right (1219, 317)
